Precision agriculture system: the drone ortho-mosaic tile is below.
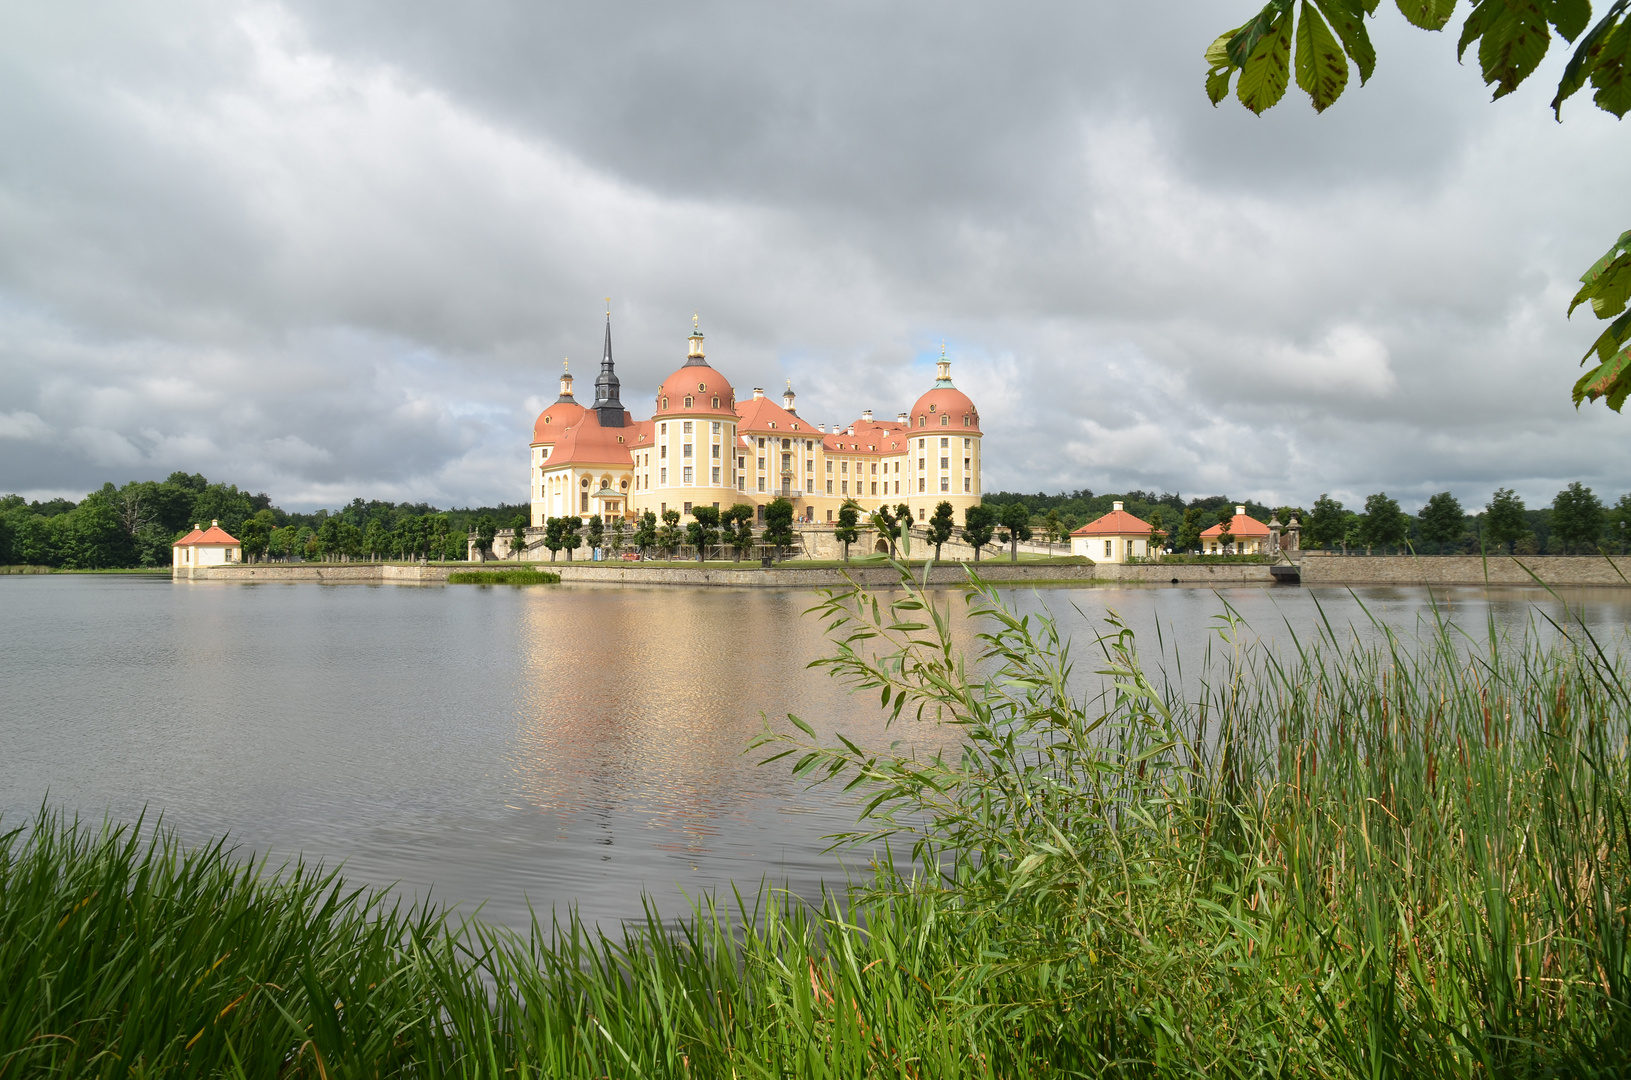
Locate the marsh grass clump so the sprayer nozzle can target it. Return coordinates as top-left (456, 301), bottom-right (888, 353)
top-left (447, 568), bottom-right (561, 585)
top-left (758, 571), bottom-right (1631, 1075)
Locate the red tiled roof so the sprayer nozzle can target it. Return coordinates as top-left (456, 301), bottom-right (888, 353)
top-left (543, 409), bottom-right (637, 469)
top-left (1071, 509), bottom-right (1154, 537)
top-left (175, 524), bottom-right (240, 546)
top-left (735, 394), bottom-right (814, 435)
top-left (654, 363), bottom-right (736, 418)
top-left (1201, 511), bottom-right (1271, 537)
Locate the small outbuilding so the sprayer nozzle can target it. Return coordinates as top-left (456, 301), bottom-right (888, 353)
top-left (1070, 501), bottom-right (1160, 563)
top-left (172, 520), bottom-right (242, 569)
top-left (1200, 506), bottom-right (1271, 555)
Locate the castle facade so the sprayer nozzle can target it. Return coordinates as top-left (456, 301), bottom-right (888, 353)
top-left (530, 316), bottom-right (984, 528)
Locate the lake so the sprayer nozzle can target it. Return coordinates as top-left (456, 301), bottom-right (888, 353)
top-left (4, 574), bottom-right (1629, 929)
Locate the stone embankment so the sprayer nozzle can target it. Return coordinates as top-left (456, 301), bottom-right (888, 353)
top-left (172, 554), bottom-right (1631, 589)
top-left (1297, 553), bottom-right (1631, 587)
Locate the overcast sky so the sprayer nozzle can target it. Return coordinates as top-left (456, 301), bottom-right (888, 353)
top-left (2, 1), bottom-right (1627, 512)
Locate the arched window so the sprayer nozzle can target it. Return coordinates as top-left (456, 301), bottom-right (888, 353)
top-left (940, 415), bottom-right (948, 426)
top-left (963, 415), bottom-right (970, 426)
top-left (661, 396), bottom-right (668, 409)
top-left (918, 416), bottom-right (926, 428)
top-left (712, 396), bottom-right (719, 408)
top-left (685, 395), bottom-right (694, 408)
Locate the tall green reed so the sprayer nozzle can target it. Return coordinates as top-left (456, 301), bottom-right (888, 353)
top-left (755, 573), bottom-right (1631, 1076)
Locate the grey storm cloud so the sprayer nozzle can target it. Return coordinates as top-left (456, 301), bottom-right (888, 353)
top-left (1, 0), bottom-right (1628, 512)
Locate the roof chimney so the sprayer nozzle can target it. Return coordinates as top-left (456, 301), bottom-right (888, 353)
top-left (211, 519), bottom-right (219, 527)
top-left (1113, 501), bottom-right (1123, 512)
top-left (861, 409), bottom-right (873, 423)
top-left (897, 411), bottom-right (908, 424)
top-left (752, 387), bottom-right (764, 399)
top-left (193, 523), bottom-right (200, 531)
top-left (817, 423), bottom-right (826, 432)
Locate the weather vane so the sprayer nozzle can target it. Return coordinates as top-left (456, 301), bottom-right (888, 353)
top-left (693, 312), bottom-right (699, 329)
top-left (605, 296), bottom-right (611, 314)
top-left (563, 358), bottom-right (569, 371)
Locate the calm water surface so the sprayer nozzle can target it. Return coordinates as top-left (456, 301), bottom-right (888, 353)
top-left (4, 575), bottom-right (1629, 928)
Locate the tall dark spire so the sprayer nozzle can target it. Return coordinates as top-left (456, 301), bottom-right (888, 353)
top-left (591, 310), bottom-right (625, 427)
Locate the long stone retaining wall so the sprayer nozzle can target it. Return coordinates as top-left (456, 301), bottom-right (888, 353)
top-left (174, 560), bottom-right (1277, 588)
top-left (172, 555), bottom-right (1631, 589)
top-left (1297, 553), bottom-right (1631, 587)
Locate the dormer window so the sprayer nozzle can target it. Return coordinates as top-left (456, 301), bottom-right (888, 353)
top-left (662, 396), bottom-right (668, 409)
top-left (940, 415), bottom-right (948, 426)
top-left (918, 416), bottom-right (926, 427)
top-left (685, 395), bottom-right (694, 408)
top-left (769, 421), bottom-right (776, 429)
top-left (790, 423), bottom-right (798, 430)
top-left (712, 397), bottom-right (719, 408)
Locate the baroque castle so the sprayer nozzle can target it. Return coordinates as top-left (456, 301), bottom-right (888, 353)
top-left (529, 315), bottom-right (984, 529)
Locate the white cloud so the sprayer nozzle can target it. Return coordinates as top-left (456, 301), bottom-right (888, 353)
top-left (0, 411), bottom-right (51, 440)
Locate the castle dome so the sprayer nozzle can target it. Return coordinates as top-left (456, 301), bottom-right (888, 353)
top-left (655, 320), bottom-right (736, 417)
top-left (533, 360), bottom-right (585, 443)
top-left (908, 353), bottom-right (980, 434)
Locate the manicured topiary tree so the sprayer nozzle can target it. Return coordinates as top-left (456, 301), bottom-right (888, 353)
top-left (656, 509), bottom-right (682, 560)
top-left (834, 501), bottom-right (861, 562)
top-left (962, 504), bottom-right (995, 561)
top-left (585, 514), bottom-right (604, 560)
top-left (474, 515), bottom-right (498, 562)
top-left (763, 498), bottom-right (795, 562)
top-left (561, 517), bottom-right (582, 561)
top-left (632, 510), bottom-right (657, 558)
top-left (688, 505), bottom-right (720, 563)
top-left (927, 501), bottom-right (955, 560)
top-left (999, 502), bottom-right (1032, 562)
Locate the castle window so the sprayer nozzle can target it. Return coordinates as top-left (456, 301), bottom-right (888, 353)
top-left (683, 443), bottom-right (693, 458)
top-left (698, 382), bottom-right (706, 392)
top-left (757, 477), bottom-right (765, 492)
top-left (757, 437), bottom-right (765, 448)
top-left (683, 466), bottom-right (694, 484)
top-left (757, 456), bottom-right (765, 470)
top-left (711, 466), bottom-right (720, 484)
top-left (825, 480), bottom-right (833, 494)
top-left (738, 456), bottom-right (745, 469)
top-left (660, 467), bottom-right (667, 484)
top-left (963, 416), bottom-right (970, 426)
top-left (662, 397), bottom-right (668, 410)
top-left (918, 417), bottom-right (925, 427)
top-left (806, 479), bottom-right (814, 492)
top-left (940, 457), bottom-right (948, 469)
top-left (781, 438), bottom-right (790, 449)
top-left (660, 445), bottom-right (667, 459)
top-left (918, 479), bottom-right (926, 492)
top-left (660, 423), bottom-right (667, 435)
top-left (685, 395), bottom-right (693, 408)
top-left (940, 415), bottom-right (948, 426)
top-left (964, 478), bottom-right (971, 492)
top-left (712, 397), bottom-right (719, 408)
top-left (964, 438), bottom-right (971, 448)
top-left (790, 423), bottom-right (798, 430)
top-left (768, 422), bottom-right (776, 429)
top-left (581, 478), bottom-right (589, 488)
top-left (683, 421), bottom-right (693, 434)
top-left (711, 444), bottom-right (720, 459)
top-left (940, 478), bottom-right (949, 492)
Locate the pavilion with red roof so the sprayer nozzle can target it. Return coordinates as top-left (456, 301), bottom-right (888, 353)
top-left (172, 520), bottom-right (241, 570)
top-left (1070, 502), bottom-right (1161, 563)
top-left (1200, 506), bottom-right (1272, 555)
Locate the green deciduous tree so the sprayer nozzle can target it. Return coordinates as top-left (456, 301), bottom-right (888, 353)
top-left (1175, 507), bottom-right (1205, 553)
top-left (633, 510), bottom-right (658, 558)
top-left (1360, 492), bottom-right (1409, 553)
top-left (927, 501), bottom-right (956, 560)
top-left (687, 505), bottom-right (721, 563)
top-left (1551, 480), bottom-right (1605, 552)
top-left (1206, 1), bottom-right (1631, 411)
top-left (962, 504), bottom-right (996, 561)
top-left (542, 517), bottom-right (567, 562)
top-left (999, 502), bottom-right (1033, 562)
top-left (1485, 487), bottom-right (1529, 553)
top-left (510, 513), bottom-right (530, 560)
top-left (561, 517), bottom-right (582, 561)
top-left (584, 515), bottom-right (604, 560)
top-left (474, 516), bottom-right (498, 562)
top-left (608, 516), bottom-right (626, 558)
top-left (763, 498), bottom-right (796, 562)
top-left (1417, 491), bottom-right (1466, 552)
top-left (656, 509), bottom-right (683, 560)
top-left (725, 504), bottom-right (757, 561)
top-left (1307, 494), bottom-right (1347, 551)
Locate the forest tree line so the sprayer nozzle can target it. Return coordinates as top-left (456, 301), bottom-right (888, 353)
top-left (988, 484), bottom-right (1631, 555)
top-left (0, 473), bottom-right (525, 569)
